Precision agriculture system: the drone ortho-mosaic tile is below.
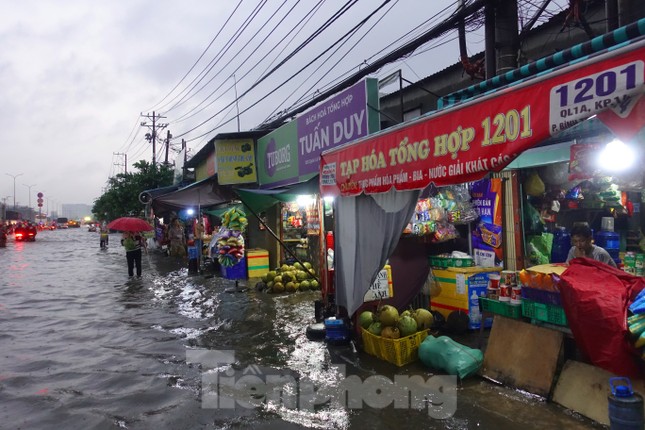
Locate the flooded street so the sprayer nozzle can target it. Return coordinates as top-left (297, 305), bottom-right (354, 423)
top-left (0, 229), bottom-right (602, 429)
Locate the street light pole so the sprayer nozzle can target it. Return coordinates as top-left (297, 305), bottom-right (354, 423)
top-left (23, 183), bottom-right (36, 222)
top-left (6, 172), bottom-right (24, 210)
top-left (2, 195), bottom-right (11, 220)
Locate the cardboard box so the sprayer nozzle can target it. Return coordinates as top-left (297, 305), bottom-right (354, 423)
top-left (247, 248), bottom-right (270, 278)
top-left (430, 266), bottom-right (502, 329)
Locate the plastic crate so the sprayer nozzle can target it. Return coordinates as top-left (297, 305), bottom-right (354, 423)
top-left (428, 255), bottom-right (475, 269)
top-left (522, 299), bottom-right (568, 326)
top-left (221, 257), bottom-right (247, 279)
top-left (361, 328), bottom-right (429, 367)
top-left (479, 297), bottom-right (521, 319)
top-left (521, 287), bottom-right (562, 306)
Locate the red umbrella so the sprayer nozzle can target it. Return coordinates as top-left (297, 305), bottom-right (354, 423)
top-left (106, 217), bottom-right (154, 232)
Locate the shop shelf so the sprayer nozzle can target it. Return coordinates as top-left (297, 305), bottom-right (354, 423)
top-left (522, 299), bottom-right (568, 326)
top-left (361, 328), bottom-right (429, 367)
top-left (479, 297), bottom-right (521, 319)
top-left (428, 255), bottom-right (474, 269)
top-left (521, 287), bottom-right (562, 306)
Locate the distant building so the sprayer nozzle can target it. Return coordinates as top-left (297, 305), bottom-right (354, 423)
top-left (62, 204), bottom-right (92, 220)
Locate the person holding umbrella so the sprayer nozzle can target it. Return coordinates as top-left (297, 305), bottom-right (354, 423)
top-left (106, 217), bottom-right (153, 277)
top-left (121, 231), bottom-right (147, 277)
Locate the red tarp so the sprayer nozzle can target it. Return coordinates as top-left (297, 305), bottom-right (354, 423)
top-left (560, 258), bottom-right (645, 378)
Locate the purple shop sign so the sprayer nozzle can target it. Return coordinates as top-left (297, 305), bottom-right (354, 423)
top-left (296, 80), bottom-right (369, 176)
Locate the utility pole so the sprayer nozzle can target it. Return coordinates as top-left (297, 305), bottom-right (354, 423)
top-left (495, 0), bottom-right (519, 75)
top-left (23, 183), bottom-right (36, 221)
top-left (113, 152), bottom-right (127, 175)
top-left (164, 130), bottom-right (172, 165)
top-left (140, 111), bottom-right (167, 168)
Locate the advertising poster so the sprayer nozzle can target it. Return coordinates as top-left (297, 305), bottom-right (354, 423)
top-left (470, 178), bottom-right (503, 267)
top-left (215, 139), bottom-right (257, 185)
top-left (257, 78), bottom-right (379, 188)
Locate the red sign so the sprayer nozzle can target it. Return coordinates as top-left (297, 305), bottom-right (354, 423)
top-left (321, 40), bottom-right (645, 196)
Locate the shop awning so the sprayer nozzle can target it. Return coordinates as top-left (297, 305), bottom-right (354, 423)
top-left (234, 175), bottom-right (319, 214)
top-left (139, 184), bottom-right (182, 204)
top-left (320, 35), bottom-right (645, 197)
top-left (151, 175), bottom-right (234, 212)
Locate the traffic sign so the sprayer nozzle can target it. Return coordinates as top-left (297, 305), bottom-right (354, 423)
top-left (37, 192), bottom-right (43, 198)
top-left (37, 198), bottom-right (44, 204)
top-left (38, 203), bottom-right (43, 207)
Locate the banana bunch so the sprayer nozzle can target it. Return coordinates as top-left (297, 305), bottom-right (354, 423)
top-left (216, 230), bottom-right (245, 267)
top-left (222, 207), bottom-right (248, 232)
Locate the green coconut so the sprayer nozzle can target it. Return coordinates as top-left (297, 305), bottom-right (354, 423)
top-left (273, 282), bottom-right (285, 293)
top-left (358, 311), bottom-right (374, 329)
top-left (378, 305), bottom-right (399, 327)
top-left (397, 315), bottom-right (418, 337)
top-left (381, 326), bottom-right (400, 339)
top-left (367, 322), bottom-right (382, 336)
top-left (413, 308), bottom-right (434, 330)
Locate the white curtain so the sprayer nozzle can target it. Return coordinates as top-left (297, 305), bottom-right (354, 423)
top-left (335, 188), bottom-right (420, 316)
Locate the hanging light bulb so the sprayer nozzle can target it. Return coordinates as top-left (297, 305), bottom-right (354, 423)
top-left (598, 139), bottom-right (635, 172)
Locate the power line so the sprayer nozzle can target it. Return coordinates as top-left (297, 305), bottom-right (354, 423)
top-left (146, 0), bottom-right (247, 113)
top-left (174, 0), bottom-right (367, 140)
top-left (169, 0), bottom-right (305, 124)
top-left (161, 0), bottom-right (269, 114)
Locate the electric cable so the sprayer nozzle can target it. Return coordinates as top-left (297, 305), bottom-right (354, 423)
top-left (169, 0), bottom-right (356, 123)
top-left (146, 0), bottom-right (246, 113)
top-left (170, 0), bottom-right (302, 124)
top-left (180, 0), bottom-right (393, 141)
top-left (159, 0), bottom-right (269, 114)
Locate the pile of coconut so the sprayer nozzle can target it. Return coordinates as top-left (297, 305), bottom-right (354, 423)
top-left (359, 305), bottom-right (434, 339)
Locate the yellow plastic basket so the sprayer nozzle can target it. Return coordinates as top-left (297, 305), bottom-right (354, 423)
top-left (361, 328), bottom-right (429, 367)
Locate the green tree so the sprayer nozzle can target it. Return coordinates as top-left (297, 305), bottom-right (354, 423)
top-left (92, 161), bottom-right (173, 221)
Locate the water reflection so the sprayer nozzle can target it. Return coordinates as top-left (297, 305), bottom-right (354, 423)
top-left (0, 229), bottom-right (603, 429)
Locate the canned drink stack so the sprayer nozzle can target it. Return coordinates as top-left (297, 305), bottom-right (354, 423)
top-left (487, 273), bottom-right (500, 300)
top-left (608, 377), bottom-right (644, 430)
top-left (501, 270), bottom-right (517, 286)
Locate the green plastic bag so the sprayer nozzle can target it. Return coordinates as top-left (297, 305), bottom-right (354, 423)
top-left (523, 202), bottom-right (544, 234)
top-left (527, 233), bottom-right (554, 265)
top-left (418, 335), bottom-right (483, 379)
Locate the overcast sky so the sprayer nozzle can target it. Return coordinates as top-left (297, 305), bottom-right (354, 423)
top-left (0, 1), bottom-right (566, 213)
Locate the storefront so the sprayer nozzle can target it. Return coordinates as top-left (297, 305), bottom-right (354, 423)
top-left (319, 23), bottom-right (645, 404)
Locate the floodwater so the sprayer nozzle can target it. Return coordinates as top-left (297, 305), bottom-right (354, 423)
top-left (0, 228), bottom-right (602, 429)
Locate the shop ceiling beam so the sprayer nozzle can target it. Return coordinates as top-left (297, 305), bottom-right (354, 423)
top-left (441, 17), bottom-right (645, 106)
top-left (256, 0), bottom-right (488, 131)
